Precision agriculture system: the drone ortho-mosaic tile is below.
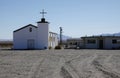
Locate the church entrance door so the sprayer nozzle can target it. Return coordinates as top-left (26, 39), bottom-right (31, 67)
top-left (27, 39), bottom-right (35, 49)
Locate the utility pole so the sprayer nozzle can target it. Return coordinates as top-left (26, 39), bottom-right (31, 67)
top-left (59, 27), bottom-right (63, 46)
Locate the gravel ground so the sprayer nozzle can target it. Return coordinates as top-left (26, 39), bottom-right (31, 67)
top-left (0, 49), bottom-right (120, 78)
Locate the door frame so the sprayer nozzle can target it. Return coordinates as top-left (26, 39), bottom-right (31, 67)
top-left (27, 39), bottom-right (35, 49)
top-left (99, 39), bottom-right (104, 49)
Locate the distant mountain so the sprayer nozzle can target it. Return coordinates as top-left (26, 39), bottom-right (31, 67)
top-left (0, 39), bottom-right (13, 41)
top-left (113, 32), bottom-right (120, 36)
top-left (97, 32), bottom-right (120, 36)
top-left (57, 35), bottom-right (71, 41)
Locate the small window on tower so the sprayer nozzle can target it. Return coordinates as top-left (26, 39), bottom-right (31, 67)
top-left (29, 28), bottom-right (32, 32)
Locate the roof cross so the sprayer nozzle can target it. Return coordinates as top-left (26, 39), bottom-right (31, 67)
top-left (40, 9), bottom-right (47, 18)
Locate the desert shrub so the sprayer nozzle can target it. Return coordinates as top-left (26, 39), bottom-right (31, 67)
top-left (55, 45), bottom-right (62, 49)
top-left (49, 46), bottom-right (52, 49)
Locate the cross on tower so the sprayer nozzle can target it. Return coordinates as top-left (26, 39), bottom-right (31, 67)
top-left (40, 9), bottom-right (47, 18)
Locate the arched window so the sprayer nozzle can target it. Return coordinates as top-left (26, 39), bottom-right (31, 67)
top-left (29, 28), bottom-right (32, 32)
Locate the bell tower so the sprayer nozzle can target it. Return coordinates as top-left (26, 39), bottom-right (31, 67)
top-left (37, 9), bottom-right (49, 49)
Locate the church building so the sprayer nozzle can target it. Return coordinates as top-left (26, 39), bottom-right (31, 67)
top-left (13, 10), bottom-right (58, 50)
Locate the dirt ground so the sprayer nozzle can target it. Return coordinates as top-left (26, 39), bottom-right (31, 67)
top-left (0, 49), bottom-right (120, 78)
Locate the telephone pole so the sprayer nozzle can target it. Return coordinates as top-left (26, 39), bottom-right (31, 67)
top-left (59, 27), bottom-right (63, 46)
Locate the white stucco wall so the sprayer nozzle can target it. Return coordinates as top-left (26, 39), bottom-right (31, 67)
top-left (84, 38), bottom-right (98, 49)
top-left (37, 23), bottom-right (49, 49)
top-left (105, 38), bottom-right (120, 49)
top-left (54, 34), bottom-right (58, 47)
top-left (49, 33), bottom-right (58, 48)
top-left (13, 26), bottom-right (37, 49)
top-left (104, 38), bottom-right (112, 49)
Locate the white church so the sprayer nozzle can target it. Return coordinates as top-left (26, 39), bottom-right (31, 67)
top-left (13, 10), bottom-right (58, 50)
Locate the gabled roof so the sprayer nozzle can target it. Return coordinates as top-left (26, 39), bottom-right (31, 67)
top-left (14, 24), bottom-right (37, 32)
top-left (49, 31), bottom-right (58, 35)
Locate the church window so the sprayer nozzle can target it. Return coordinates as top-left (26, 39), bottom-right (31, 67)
top-left (29, 28), bottom-right (32, 32)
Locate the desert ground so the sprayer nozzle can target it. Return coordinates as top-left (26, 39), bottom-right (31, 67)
top-left (0, 49), bottom-right (120, 78)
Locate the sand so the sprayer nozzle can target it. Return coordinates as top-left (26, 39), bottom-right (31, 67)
top-left (0, 49), bottom-right (120, 78)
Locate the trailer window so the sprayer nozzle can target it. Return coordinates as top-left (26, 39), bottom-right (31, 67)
top-left (87, 40), bottom-right (96, 44)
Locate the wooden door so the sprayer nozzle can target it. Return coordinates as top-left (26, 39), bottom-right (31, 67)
top-left (27, 39), bottom-right (35, 49)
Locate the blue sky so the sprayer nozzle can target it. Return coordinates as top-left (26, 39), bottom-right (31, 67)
top-left (0, 0), bottom-right (120, 39)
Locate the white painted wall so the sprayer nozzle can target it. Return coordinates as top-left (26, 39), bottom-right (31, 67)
top-left (55, 34), bottom-right (58, 47)
top-left (84, 38), bottom-right (98, 49)
top-left (104, 38), bottom-right (112, 49)
top-left (105, 38), bottom-right (120, 49)
top-left (49, 33), bottom-right (58, 48)
top-left (37, 23), bottom-right (49, 49)
top-left (13, 26), bottom-right (37, 49)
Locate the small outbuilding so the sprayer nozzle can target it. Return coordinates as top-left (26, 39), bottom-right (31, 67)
top-left (81, 36), bottom-right (120, 49)
top-left (66, 38), bottom-right (83, 49)
top-left (0, 40), bottom-right (13, 49)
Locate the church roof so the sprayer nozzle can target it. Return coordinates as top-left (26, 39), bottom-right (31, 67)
top-left (14, 24), bottom-right (37, 32)
top-left (14, 24), bottom-right (57, 35)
